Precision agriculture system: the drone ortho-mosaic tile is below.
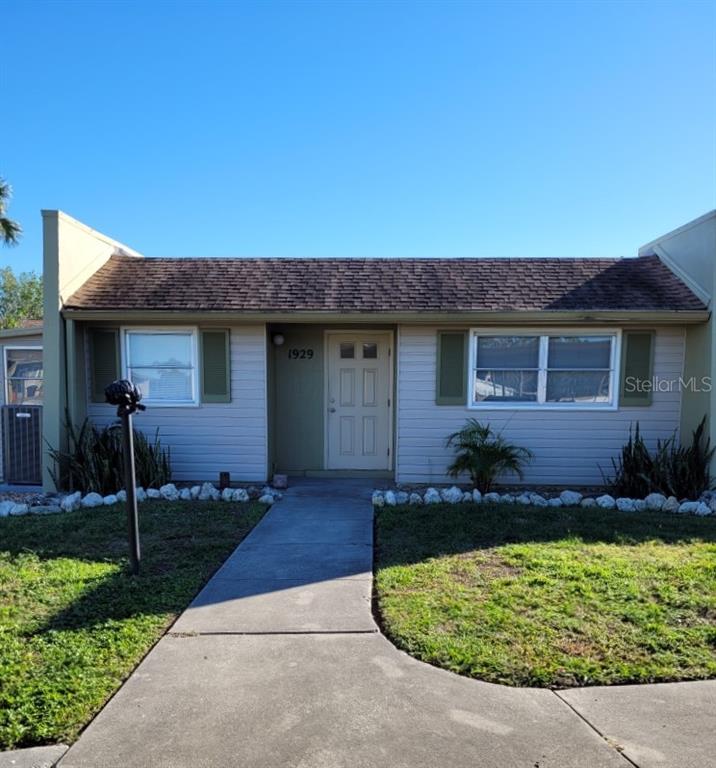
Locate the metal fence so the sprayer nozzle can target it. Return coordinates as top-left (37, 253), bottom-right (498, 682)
top-left (2, 405), bottom-right (43, 485)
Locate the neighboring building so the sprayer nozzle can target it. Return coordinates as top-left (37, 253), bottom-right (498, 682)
top-left (0, 321), bottom-right (43, 483)
top-left (40, 210), bottom-right (713, 491)
top-left (638, 210), bottom-right (716, 470)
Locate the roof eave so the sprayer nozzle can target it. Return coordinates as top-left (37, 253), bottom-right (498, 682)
top-left (0, 326), bottom-right (44, 339)
top-left (60, 308), bottom-right (710, 325)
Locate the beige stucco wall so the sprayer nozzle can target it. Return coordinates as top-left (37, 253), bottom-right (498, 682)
top-left (41, 211), bottom-right (142, 489)
top-left (640, 211), bottom-right (715, 463)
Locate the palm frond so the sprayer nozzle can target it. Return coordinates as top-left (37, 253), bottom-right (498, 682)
top-left (446, 418), bottom-right (533, 492)
top-left (0, 216), bottom-right (22, 245)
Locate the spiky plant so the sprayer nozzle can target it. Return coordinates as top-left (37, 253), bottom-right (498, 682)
top-left (49, 416), bottom-right (172, 494)
top-left (607, 416), bottom-right (714, 499)
top-left (446, 418), bottom-right (533, 492)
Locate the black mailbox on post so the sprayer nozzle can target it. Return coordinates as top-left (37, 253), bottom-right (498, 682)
top-left (105, 379), bottom-right (146, 575)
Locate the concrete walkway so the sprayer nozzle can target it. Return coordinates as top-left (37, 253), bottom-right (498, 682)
top-left (59, 480), bottom-right (715, 768)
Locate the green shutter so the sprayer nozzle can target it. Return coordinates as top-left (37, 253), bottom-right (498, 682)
top-left (90, 328), bottom-right (120, 402)
top-left (436, 331), bottom-right (468, 405)
top-left (200, 329), bottom-right (231, 403)
top-left (620, 331), bottom-right (655, 407)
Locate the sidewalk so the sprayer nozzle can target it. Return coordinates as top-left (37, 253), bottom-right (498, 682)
top-left (58, 479), bottom-right (715, 768)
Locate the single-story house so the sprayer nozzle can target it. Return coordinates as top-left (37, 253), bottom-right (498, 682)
top-left (39, 210), bottom-right (715, 491)
top-left (0, 321), bottom-right (43, 484)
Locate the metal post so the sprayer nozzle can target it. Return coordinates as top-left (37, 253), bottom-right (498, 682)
top-left (121, 410), bottom-right (141, 575)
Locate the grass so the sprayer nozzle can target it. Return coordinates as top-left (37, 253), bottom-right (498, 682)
top-left (0, 500), bottom-right (266, 750)
top-left (374, 502), bottom-right (716, 688)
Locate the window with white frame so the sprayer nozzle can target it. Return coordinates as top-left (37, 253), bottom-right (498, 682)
top-left (471, 331), bottom-right (617, 407)
top-left (124, 329), bottom-right (198, 405)
top-left (4, 347), bottom-right (43, 405)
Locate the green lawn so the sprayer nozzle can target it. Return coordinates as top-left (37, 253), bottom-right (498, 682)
top-left (374, 502), bottom-right (716, 688)
top-left (0, 500), bottom-right (265, 750)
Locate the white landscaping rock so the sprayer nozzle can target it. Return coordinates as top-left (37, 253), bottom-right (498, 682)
top-left (61, 491), bottom-right (82, 512)
top-left (580, 498), bottom-right (596, 508)
top-left (634, 499), bottom-right (647, 512)
top-left (0, 500), bottom-right (14, 517)
top-left (198, 482), bottom-right (219, 501)
top-left (116, 489), bottom-right (127, 503)
top-left (232, 488), bottom-right (249, 503)
top-left (461, 492), bottom-right (472, 503)
top-left (516, 493), bottom-right (532, 505)
top-left (678, 501), bottom-right (699, 515)
top-left (530, 494), bottom-right (548, 507)
top-left (221, 487), bottom-right (235, 502)
top-left (500, 494), bottom-right (515, 504)
top-left (384, 490), bottom-right (397, 507)
top-left (423, 488), bottom-right (441, 505)
top-left (679, 500), bottom-right (711, 516)
top-left (560, 490), bottom-right (583, 506)
top-left (135, 487), bottom-right (147, 502)
top-left (662, 496), bottom-right (680, 513)
top-left (179, 487), bottom-right (192, 501)
top-left (146, 488), bottom-right (161, 499)
top-left (472, 489), bottom-right (482, 504)
top-left (616, 497), bottom-right (636, 513)
top-left (160, 483), bottom-right (180, 501)
top-left (81, 492), bottom-right (104, 508)
top-left (190, 485), bottom-right (201, 500)
top-left (547, 498), bottom-right (563, 508)
top-left (644, 493), bottom-right (667, 511)
top-left (258, 494), bottom-right (274, 505)
top-left (103, 494), bottom-right (118, 506)
top-left (31, 505), bottom-right (62, 515)
top-left (395, 491), bottom-right (409, 505)
top-left (9, 503), bottom-right (29, 516)
top-left (371, 491), bottom-right (384, 508)
top-left (483, 492), bottom-right (500, 504)
top-left (409, 492), bottom-right (423, 505)
top-left (441, 486), bottom-right (464, 504)
top-left (596, 494), bottom-right (616, 510)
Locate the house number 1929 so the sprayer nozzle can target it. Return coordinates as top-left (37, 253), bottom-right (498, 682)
top-left (288, 348), bottom-right (314, 360)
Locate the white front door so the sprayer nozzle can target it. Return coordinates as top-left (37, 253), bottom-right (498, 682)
top-left (326, 333), bottom-right (392, 470)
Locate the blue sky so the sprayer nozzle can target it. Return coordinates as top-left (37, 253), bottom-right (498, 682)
top-left (2, 0), bottom-right (715, 274)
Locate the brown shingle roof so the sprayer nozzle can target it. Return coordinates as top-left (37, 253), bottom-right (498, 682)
top-left (64, 254), bottom-right (706, 313)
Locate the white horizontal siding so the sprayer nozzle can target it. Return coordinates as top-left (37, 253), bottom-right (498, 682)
top-left (396, 325), bottom-right (686, 486)
top-left (87, 326), bottom-right (267, 482)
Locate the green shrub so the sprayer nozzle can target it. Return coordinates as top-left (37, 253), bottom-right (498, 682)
top-left (49, 417), bottom-right (171, 494)
top-left (608, 416), bottom-right (714, 499)
top-left (446, 418), bottom-right (532, 492)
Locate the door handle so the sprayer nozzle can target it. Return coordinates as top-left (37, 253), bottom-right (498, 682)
top-left (328, 407), bottom-right (336, 413)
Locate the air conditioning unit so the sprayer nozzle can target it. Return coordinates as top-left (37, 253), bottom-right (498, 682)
top-left (2, 405), bottom-right (42, 485)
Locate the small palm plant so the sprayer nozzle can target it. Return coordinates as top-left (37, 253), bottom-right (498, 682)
top-left (446, 418), bottom-right (532, 492)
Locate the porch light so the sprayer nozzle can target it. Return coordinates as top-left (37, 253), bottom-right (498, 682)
top-left (272, 333), bottom-right (285, 346)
